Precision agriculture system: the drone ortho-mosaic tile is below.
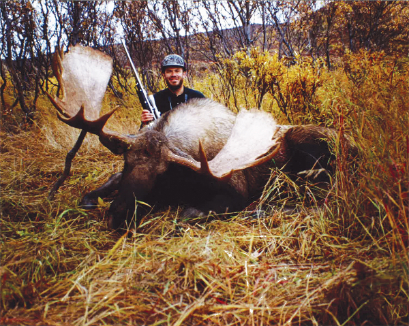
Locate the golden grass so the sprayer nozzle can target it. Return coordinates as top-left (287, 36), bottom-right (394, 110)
top-left (1, 53), bottom-right (408, 325)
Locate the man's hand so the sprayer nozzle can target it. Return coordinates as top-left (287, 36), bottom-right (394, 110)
top-left (141, 110), bottom-right (154, 123)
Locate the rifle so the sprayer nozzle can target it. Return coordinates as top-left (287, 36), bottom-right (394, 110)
top-left (121, 39), bottom-right (159, 121)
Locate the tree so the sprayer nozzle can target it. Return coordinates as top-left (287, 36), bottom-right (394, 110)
top-left (338, 1), bottom-right (409, 55)
top-left (194, 0), bottom-right (263, 61)
top-left (114, 1), bottom-right (161, 94)
top-left (1, 1), bottom-right (39, 123)
top-left (263, 1), bottom-right (302, 59)
top-left (302, 1), bottom-right (409, 67)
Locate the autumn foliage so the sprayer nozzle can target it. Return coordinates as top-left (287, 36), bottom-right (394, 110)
top-left (1, 1), bottom-right (408, 325)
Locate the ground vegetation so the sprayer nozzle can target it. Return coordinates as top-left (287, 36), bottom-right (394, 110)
top-left (1, 1), bottom-right (408, 325)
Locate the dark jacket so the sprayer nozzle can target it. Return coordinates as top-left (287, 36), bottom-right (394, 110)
top-left (153, 87), bottom-right (205, 115)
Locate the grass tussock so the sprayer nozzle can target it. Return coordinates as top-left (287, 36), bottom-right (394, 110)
top-left (1, 50), bottom-right (408, 325)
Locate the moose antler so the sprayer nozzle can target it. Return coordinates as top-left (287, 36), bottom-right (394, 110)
top-left (47, 46), bottom-right (132, 199)
top-left (167, 109), bottom-right (281, 181)
top-left (47, 45), bottom-right (113, 120)
top-left (203, 108), bottom-right (280, 179)
top-left (47, 45), bottom-right (133, 154)
top-left (46, 45), bottom-right (118, 133)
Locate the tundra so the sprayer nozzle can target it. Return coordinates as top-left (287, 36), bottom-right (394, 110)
top-left (47, 45), bottom-right (356, 229)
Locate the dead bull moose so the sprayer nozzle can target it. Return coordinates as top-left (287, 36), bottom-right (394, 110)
top-left (47, 45), bottom-right (356, 229)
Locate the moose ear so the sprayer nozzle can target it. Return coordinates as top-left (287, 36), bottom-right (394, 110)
top-left (99, 132), bottom-right (135, 155)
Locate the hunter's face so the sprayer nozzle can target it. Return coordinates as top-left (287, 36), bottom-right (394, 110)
top-left (163, 67), bottom-right (186, 90)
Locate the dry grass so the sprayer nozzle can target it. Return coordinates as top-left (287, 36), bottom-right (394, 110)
top-left (1, 54), bottom-right (408, 325)
top-left (1, 126), bottom-right (407, 326)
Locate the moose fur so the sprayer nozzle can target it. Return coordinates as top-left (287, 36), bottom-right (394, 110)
top-left (47, 45), bottom-right (356, 230)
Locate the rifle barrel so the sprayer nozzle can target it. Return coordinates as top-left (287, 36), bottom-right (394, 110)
top-left (121, 40), bottom-right (159, 120)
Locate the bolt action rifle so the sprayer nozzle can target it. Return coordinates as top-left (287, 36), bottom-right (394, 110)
top-left (121, 39), bottom-right (159, 122)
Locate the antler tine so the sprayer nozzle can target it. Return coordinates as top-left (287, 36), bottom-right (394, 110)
top-left (198, 140), bottom-right (211, 174)
top-left (46, 48), bottom-right (71, 119)
top-left (45, 91), bottom-right (70, 118)
top-left (167, 140), bottom-right (213, 175)
top-left (57, 105), bottom-right (118, 135)
top-left (166, 150), bottom-right (201, 172)
top-left (52, 47), bottom-right (65, 98)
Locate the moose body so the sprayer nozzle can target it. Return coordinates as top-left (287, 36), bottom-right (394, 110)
top-left (47, 45), bottom-right (356, 230)
top-left (90, 99), bottom-right (244, 229)
top-left (81, 98), bottom-right (282, 229)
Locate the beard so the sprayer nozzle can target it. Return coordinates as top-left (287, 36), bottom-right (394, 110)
top-left (166, 78), bottom-right (183, 92)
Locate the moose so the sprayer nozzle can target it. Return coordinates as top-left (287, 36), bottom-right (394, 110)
top-left (47, 45), bottom-right (356, 229)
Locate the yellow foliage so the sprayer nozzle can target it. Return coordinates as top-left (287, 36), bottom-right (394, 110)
top-left (317, 50), bottom-right (409, 245)
top-left (197, 48), bottom-right (408, 245)
top-left (214, 47), bottom-right (327, 124)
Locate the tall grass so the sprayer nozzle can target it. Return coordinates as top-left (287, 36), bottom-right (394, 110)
top-left (1, 49), bottom-right (408, 325)
top-left (321, 51), bottom-right (409, 258)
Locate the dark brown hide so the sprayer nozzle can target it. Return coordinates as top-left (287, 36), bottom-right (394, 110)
top-left (274, 125), bottom-right (357, 182)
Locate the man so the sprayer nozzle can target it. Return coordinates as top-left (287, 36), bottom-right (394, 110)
top-left (141, 54), bottom-right (205, 124)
